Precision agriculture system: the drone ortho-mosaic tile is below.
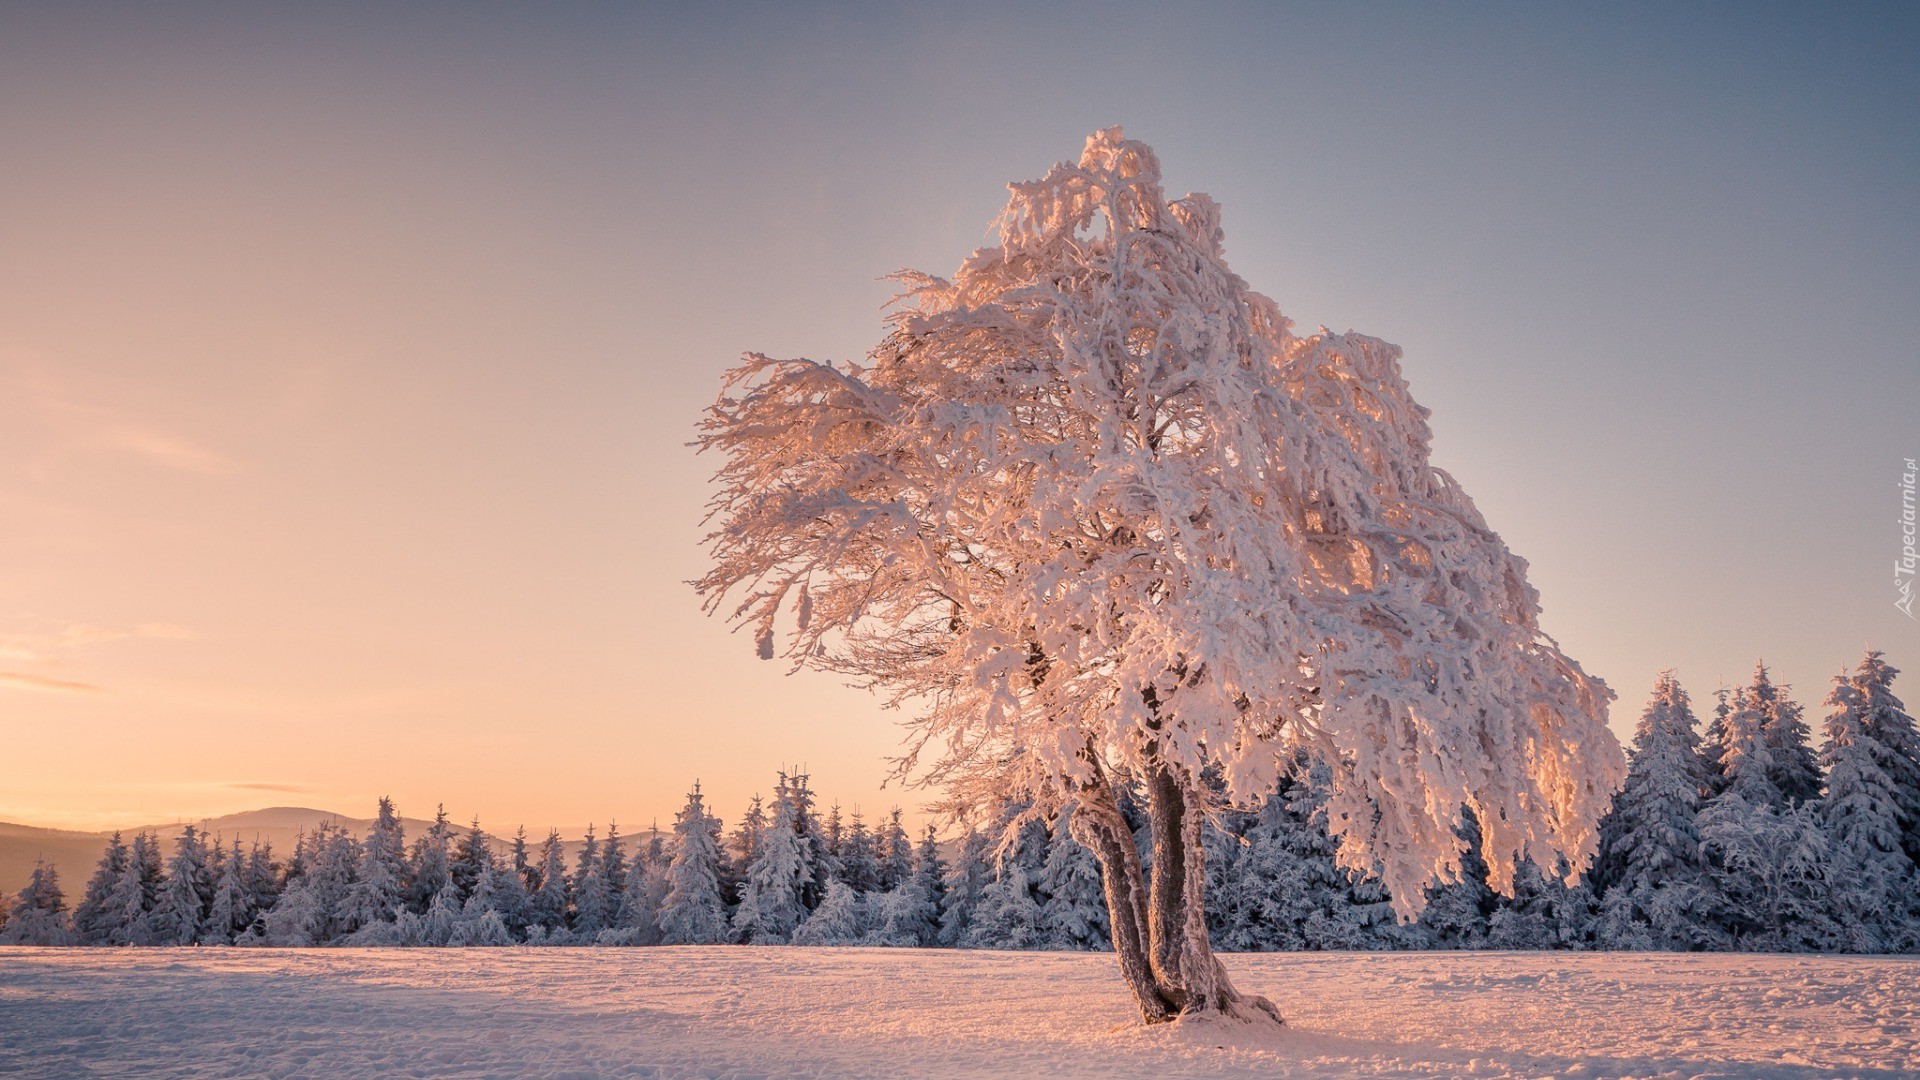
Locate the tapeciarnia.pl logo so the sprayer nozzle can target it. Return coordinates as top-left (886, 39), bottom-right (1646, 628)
top-left (1900, 457), bottom-right (1917, 619)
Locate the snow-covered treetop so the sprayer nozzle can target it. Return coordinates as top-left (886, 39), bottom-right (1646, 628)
top-left (697, 128), bottom-right (1624, 912)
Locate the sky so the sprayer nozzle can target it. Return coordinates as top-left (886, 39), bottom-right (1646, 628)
top-left (1, 2), bottom-right (1916, 835)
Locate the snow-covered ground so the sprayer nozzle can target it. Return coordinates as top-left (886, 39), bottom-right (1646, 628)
top-left (1, 947), bottom-right (1914, 1079)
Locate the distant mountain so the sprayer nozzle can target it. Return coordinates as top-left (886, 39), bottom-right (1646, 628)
top-left (0, 822), bottom-right (115, 904)
top-left (0, 808), bottom-right (665, 898)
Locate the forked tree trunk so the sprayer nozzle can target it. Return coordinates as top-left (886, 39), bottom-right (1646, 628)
top-left (1074, 767), bottom-right (1283, 1027)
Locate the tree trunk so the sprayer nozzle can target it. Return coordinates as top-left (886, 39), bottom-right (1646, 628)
top-left (1071, 779), bottom-right (1172, 1023)
top-left (1075, 765), bottom-right (1282, 1028)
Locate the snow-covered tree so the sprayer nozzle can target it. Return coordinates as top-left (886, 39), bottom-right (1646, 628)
top-left (416, 882), bottom-right (460, 946)
top-left (776, 772), bottom-right (830, 910)
top-left (1591, 672), bottom-right (1716, 949)
top-left (822, 804), bottom-right (846, 873)
top-left (793, 880), bottom-right (868, 945)
top-left (937, 829), bottom-right (990, 948)
top-left (613, 856), bottom-right (669, 945)
top-left (451, 818), bottom-right (495, 904)
top-left (202, 838), bottom-right (254, 945)
top-left (529, 829), bottom-right (570, 935)
top-left (877, 810), bottom-right (914, 893)
top-left (868, 854), bottom-right (941, 949)
top-left (72, 832), bottom-right (129, 946)
top-left (724, 795), bottom-right (767, 907)
top-left (1416, 807), bottom-right (1493, 949)
top-left (1038, 806), bottom-right (1109, 950)
top-left (1487, 856), bottom-right (1595, 951)
top-left (570, 826), bottom-right (614, 939)
top-left (732, 781), bottom-right (813, 944)
top-left (658, 783), bottom-right (730, 946)
top-left (0, 861), bottom-right (72, 945)
top-left (242, 840), bottom-right (280, 921)
top-left (1702, 685), bottom-right (1732, 794)
top-left (1716, 676), bottom-right (1780, 808)
top-left (488, 839), bottom-right (534, 939)
top-left (449, 869), bottom-right (515, 947)
top-left (264, 823), bottom-right (359, 946)
top-left (602, 821), bottom-right (628, 908)
top-left (406, 805), bottom-right (454, 914)
top-left (1752, 668), bottom-right (1822, 808)
top-left (837, 813), bottom-right (880, 894)
top-left (697, 127), bottom-right (1623, 1021)
top-left (963, 862), bottom-right (1046, 950)
top-left (1698, 794), bottom-right (1829, 951)
top-left (150, 825), bottom-right (212, 946)
top-left (342, 797), bottom-right (407, 932)
top-left (1209, 760), bottom-right (1404, 952)
top-left (1847, 651), bottom-right (1920, 868)
top-left (1716, 664), bottom-right (1818, 808)
top-left (1819, 672), bottom-right (1915, 951)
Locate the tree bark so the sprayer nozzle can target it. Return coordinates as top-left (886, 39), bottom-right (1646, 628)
top-left (1075, 762), bottom-right (1282, 1027)
top-left (1072, 776), bottom-right (1172, 1023)
top-left (1142, 759), bottom-right (1193, 1006)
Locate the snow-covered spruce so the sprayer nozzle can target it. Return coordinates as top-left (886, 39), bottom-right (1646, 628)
top-left (696, 127), bottom-right (1624, 1023)
top-left (658, 783), bottom-right (730, 945)
top-left (1589, 672), bottom-right (1717, 950)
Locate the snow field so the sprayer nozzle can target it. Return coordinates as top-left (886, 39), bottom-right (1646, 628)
top-left (2, 947), bottom-right (1915, 1079)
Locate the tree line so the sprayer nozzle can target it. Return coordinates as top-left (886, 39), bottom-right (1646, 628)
top-left (4, 649), bottom-right (1914, 954)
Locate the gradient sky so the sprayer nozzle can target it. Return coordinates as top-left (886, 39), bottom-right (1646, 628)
top-left (2, 2), bottom-right (1915, 835)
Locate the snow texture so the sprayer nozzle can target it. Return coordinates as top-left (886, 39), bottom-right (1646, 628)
top-left (1, 947), bottom-right (1914, 1078)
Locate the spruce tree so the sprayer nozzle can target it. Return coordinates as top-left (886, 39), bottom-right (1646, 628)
top-left (1703, 685), bottom-right (1733, 795)
top-left (530, 829), bottom-right (570, 935)
top-left (1819, 672), bottom-right (1915, 951)
top-left (1212, 761), bottom-right (1404, 952)
top-left (724, 795), bottom-right (767, 907)
top-left (1038, 805), bottom-right (1109, 950)
top-left (1416, 806), bottom-right (1493, 948)
top-left (1488, 856), bottom-right (1594, 950)
top-left (1755, 670), bottom-right (1821, 808)
top-left (822, 804), bottom-right (846, 875)
top-left (242, 840), bottom-right (280, 922)
top-left (202, 838), bottom-right (254, 944)
top-left (151, 825), bottom-right (212, 945)
top-left (72, 832), bottom-right (129, 945)
top-left (602, 821), bottom-right (628, 907)
top-left (878, 809), bottom-right (914, 893)
top-left (0, 861), bottom-right (72, 946)
top-left (451, 818), bottom-right (495, 903)
top-left (1591, 672), bottom-right (1717, 949)
top-left (406, 805), bottom-right (454, 914)
top-left (614, 857), bottom-right (669, 944)
top-left (793, 879), bottom-right (867, 945)
top-left (1717, 675), bottom-right (1779, 807)
top-left (963, 861), bottom-right (1045, 950)
top-left (659, 784), bottom-right (730, 945)
top-left (938, 829), bottom-right (991, 947)
top-left (778, 772), bottom-right (830, 909)
top-left (915, 824), bottom-right (948, 920)
top-left (265, 823), bottom-right (359, 946)
top-left (839, 813), bottom-right (880, 893)
top-left (509, 827), bottom-right (535, 892)
top-left (342, 797), bottom-right (407, 931)
top-left (449, 867), bottom-right (515, 946)
top-left (732, 780), bottom-right (813, 944)
top-left (1718, 663), bottom-right (1819, 807)
top-left (1850, 650), bottom-right (1920, 868)
top-left (489, 842), bottom-right (535, 938)
top-left (868, 851), bottom-right (940, 948)
top-left (570, 826), bottom-right (614, 938)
